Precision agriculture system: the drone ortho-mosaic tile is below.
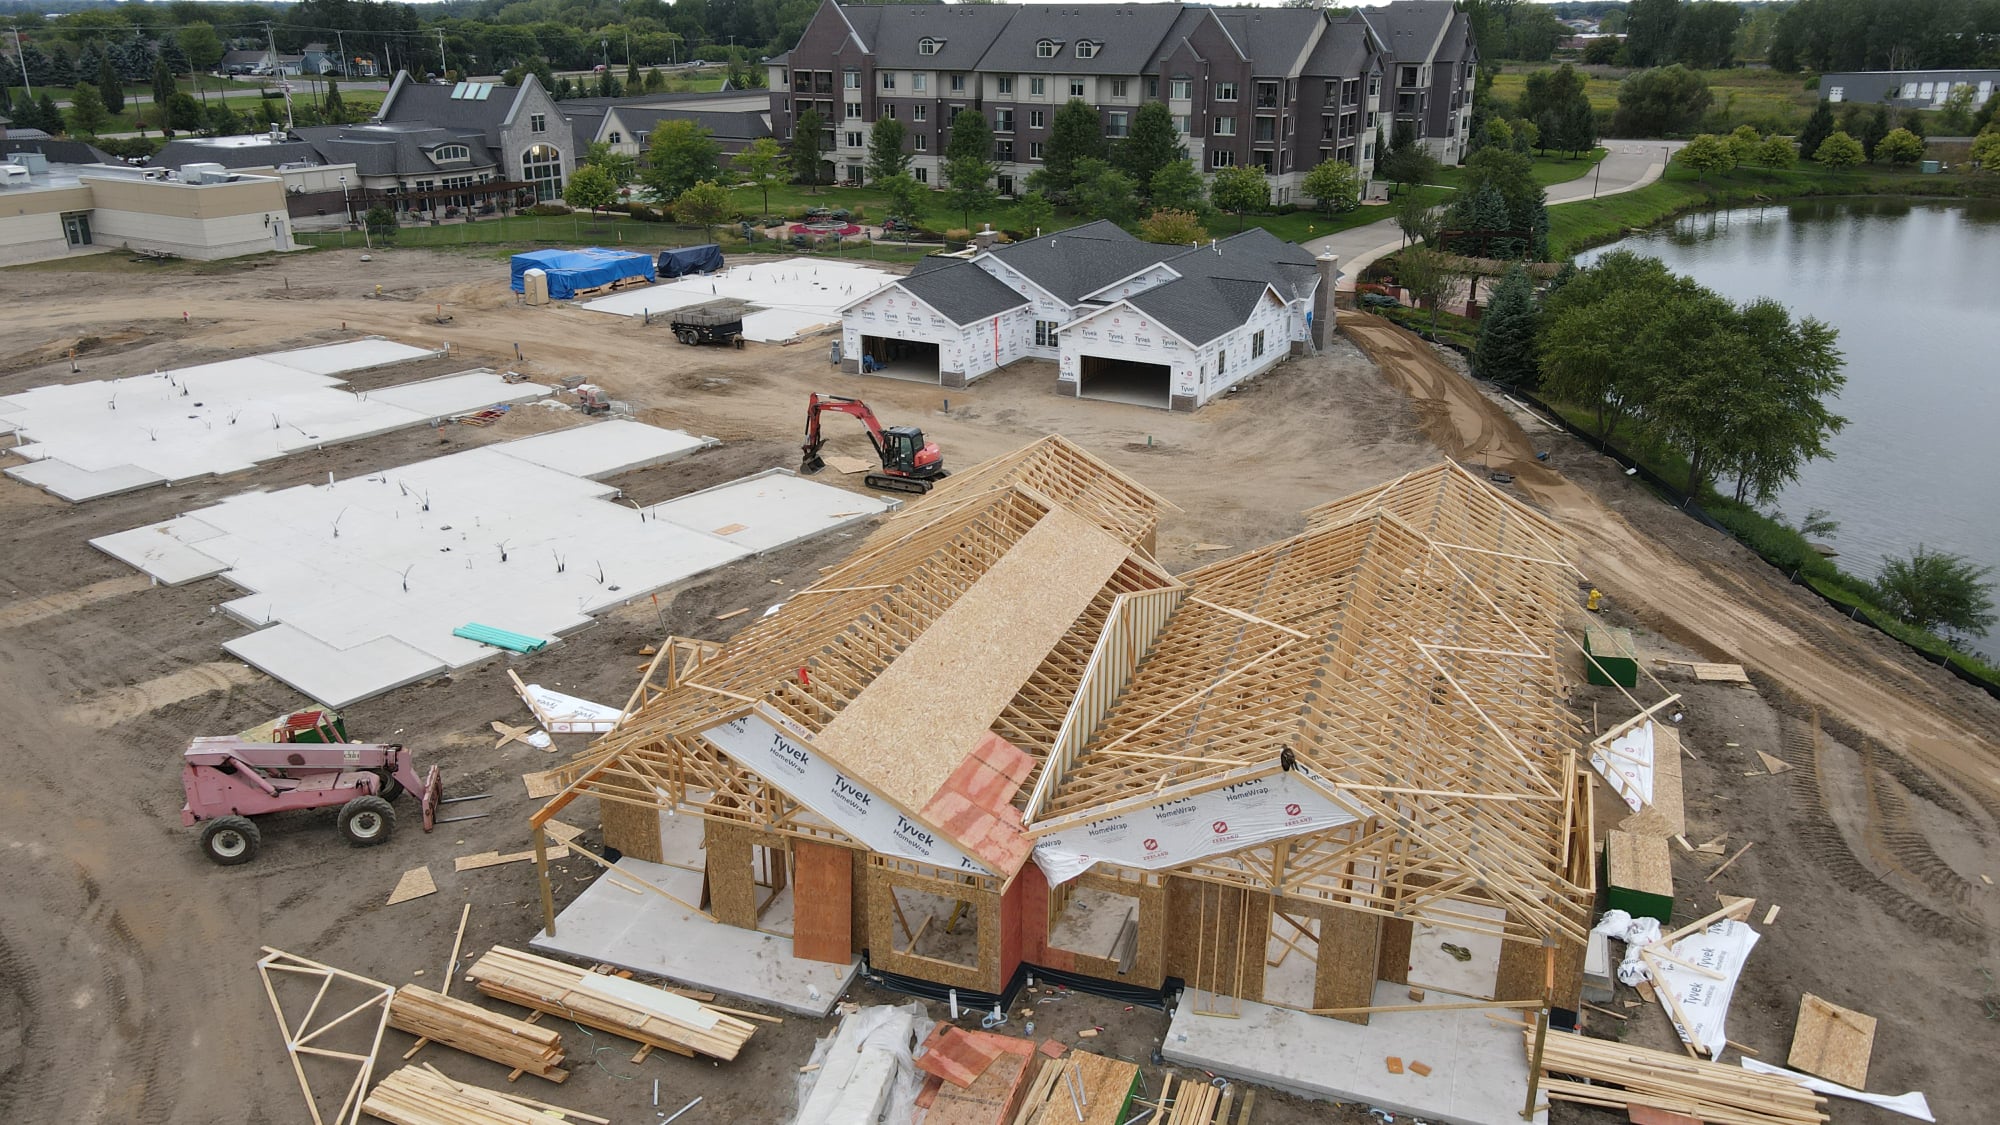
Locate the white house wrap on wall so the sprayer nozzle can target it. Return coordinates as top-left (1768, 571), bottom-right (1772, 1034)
top-left (838, 221), bottom-right (1327, 410)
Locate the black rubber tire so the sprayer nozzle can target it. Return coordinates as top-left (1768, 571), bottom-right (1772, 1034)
top-left (337, 795), bottom-right (395, 846)
top-left (200, 816), bottom-right (261, 866)
top-left (372, 769), bottom-right (405, 803)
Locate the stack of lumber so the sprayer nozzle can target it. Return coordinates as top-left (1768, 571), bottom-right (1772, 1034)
top-left (1152, 1072), bottom-right (1252, 1124)
top-left (1532, 1030), bottom-right (1828, 1125)
top-left (915, 1027), bottom-right (1040, 1125)
top-left (360, 1065), bottom-right (605, 1125)
top-left (386, 986), bottom-right (567, 1083)
top-left (465, 947), bottom-right (756, 1061)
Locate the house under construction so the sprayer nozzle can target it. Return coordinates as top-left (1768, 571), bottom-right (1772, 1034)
top-left (532, 437), bottom-right (1602, 1024)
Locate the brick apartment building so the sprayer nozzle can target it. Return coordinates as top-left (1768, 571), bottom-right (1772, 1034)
top-left (767, 0), bottom-right (1476, 203)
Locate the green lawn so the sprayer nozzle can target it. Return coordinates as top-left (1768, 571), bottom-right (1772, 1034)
top-left (296, 211), bottom-right (939, 264)
top-left (1489, 65), bottom-right (1823, 134)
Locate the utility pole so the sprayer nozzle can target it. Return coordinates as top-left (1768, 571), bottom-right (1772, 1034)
top-left (335, 30), bottom-right (346, 79)
top-left (267, 21), bottom-right (293, 128)
top-left (8, 25), bottom-right (30, 95)
top-left (436, 29), bottom-right (446, 78)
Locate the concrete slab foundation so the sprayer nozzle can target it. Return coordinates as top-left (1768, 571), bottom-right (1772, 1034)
top-left (533, 856), bottom-right (857, 1018)
top-left (0, 339), bottom-right (542, 502)
top-left (581, 258), bottom-right (898, 343)
top-left (89, 423), bottom-right (894, 707)
top-left (1162, 984), bottom-right (1547, 1125)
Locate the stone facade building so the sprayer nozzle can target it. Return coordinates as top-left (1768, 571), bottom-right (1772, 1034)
top-left (768, 0), bottom-right (1476, 202)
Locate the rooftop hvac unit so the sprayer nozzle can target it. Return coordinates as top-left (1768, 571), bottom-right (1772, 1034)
top-left (181, 162), bottom-right (229, 184)
top-left (14, 152), bottom-right (49, 175)
top-left (0, 164), bottom-right (30, 188)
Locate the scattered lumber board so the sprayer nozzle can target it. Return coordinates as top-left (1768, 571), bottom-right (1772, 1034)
top-left (1013, 1049), bottom-right (1141, 1125)
top-left (1655, 659), bottom-right (1752, 684)
top-left (1529, 1028), bottom-right (1828, 1125)
top-left (466, 947), bottom-right (756, 1061)
top-left (360, 1065), bottom-right (602, 1125)
top-left (1787, 993), bottom-right (1876, 1089)
top-left (387, 867), bottom-right (436, 906)
top-left (387, 985), bottom-right (568, 1083)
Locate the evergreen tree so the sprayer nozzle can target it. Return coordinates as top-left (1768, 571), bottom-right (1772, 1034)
top-left (1474, 264), bottom-right (1539, 387)
top-left (1797, 101), bottom-right (1835, 160)
top-left (1036, 99), bottom-right (1108, 199)
top-left (49, 48), bottom-right (75, 88)
top-left (1117, 101), bottom-right (1182, 198)
top-left (37, 94), bottom-right (64, 135)
top-left (867, 116), bottom-right (908, 184)
top-left (595, 69), bottom-right (622, 98)
top-left (67, 82), bottom-right (110, 136)
top-left (153, 58), bottom-right (178, 109)
top-left (98, 54), bottom-right (125, 116)
top-left (324, 80), bottom-right (347, 124)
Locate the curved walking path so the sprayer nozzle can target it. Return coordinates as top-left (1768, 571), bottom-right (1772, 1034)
top-left (1306, 138), bottom-right (1688, 285)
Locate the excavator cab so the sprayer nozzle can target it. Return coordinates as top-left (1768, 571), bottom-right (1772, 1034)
top-left (881, 426), bottom-right (929, 474)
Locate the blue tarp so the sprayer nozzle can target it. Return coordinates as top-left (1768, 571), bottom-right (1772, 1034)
top-left (509, 247), bottom-right (656, 300)
top-left (657, 244), bottom-right (725, 278)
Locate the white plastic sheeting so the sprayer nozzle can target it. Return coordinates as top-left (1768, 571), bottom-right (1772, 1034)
top-left (1740, 1057), bottom-right (1934, 1122)
top-left (793, 1002), bottom-right (933, 1125)
top-left (1590, 719), bottom-right (1655, 813)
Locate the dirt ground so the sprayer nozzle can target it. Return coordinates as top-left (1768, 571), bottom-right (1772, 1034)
top-left (0, 249), bottom-right (1991, 1125)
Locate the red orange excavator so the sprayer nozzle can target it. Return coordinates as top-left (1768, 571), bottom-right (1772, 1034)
top-left (800, 392), bottom-right (949, 495)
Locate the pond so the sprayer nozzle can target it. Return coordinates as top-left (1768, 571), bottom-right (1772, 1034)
top-left (1580, 197), bottom-right (2000, 658)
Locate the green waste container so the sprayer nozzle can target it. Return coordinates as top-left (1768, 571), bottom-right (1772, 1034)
top-left (1584, 626), bottom-right (1639, 688)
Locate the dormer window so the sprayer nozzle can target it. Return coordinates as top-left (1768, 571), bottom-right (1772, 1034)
top-left (1036, 40), bottom-right (1059, 59)
top-left (918, 37), bottom-right (941, 56)
top-left (1074, 41), bottom-right (1098, 59)
top-left (432, 144), bottom-right (470, 163)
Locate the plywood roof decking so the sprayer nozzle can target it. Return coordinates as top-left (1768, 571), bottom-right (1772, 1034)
top-left (816, 504), bottom-right (1134, 812)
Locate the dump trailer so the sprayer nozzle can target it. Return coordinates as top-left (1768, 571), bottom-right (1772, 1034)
top-left (670, 303), bottom-right (748, 348)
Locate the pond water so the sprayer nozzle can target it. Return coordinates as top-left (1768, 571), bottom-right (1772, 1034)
top-left (1580, 198), bottom-right (2000, 658)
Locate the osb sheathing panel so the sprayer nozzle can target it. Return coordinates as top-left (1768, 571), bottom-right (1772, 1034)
top-left (792, 839), bottom-right (855, 965)
top-left (1377, 917), bottom-right (1414, 985)
top-left (1494, 920), bottom-right (1550, 1003)
top-left (598, 797), bottom-right (663, 864)
top-left (1549, 929), bottom-right (1585, 1012)
top-left (1045, 873), bottom-right (1166, 991)
top-left (703, 821), bottom-right (759, 930)
top-left (813, 505), bottom-right (1133, 814)
top-left (1162, 876), bottom-right (1269, 1001)
top-left (864, 864), bottom-right (1004, 994)
top-left (1314, 904), bottom-right (1384, 1024)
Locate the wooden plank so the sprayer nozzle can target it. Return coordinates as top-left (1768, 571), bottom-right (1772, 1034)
top-left (386, 867), bottom-right (436, 906)
top-left (1787, 992), bottom-right (1876, 1088)
top-left (791, 839), bottom-right (854, 965)
top-left (814, 504), bottom-right (1133, 814)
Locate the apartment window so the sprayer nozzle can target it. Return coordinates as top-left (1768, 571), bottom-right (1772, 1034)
top-left (530, 113), bottom-right (546, 133)
top-left (1037, 40), bottom-right (1059, 59)
top-left (918, 37), bottom-right (940, 56)
top-left (882, 73), bottom-right (896, 91)
top-left (1069, 79), bottom-right (1085, 98)
top-left (433, 144), bottom-right (470, 162)
top-left (1211, 149), bottom-right (1235, 168)
top-left (1254, 117), bottom-right (1275, 142)
top-left (1252, 331), bottom-right (1265, 359)
top-left (1170, 79), bottom-right (1191, 100)
top-left (845, 70), bottom-right (861, 89)
top-left (1367, 74), bottom-right (1381, 98)
top-left (916, 134), bottom-right (928, 151)
top-left (1216, 349), bottom-right (1227, 375)
top-left (996, 140), bottom-right (1014, 162)
top-left (1075, 41), bottom-right (1098, 59)
top-left (1398, 93), bottom-right (1420, 115)
top-left (1107, 112), bottom-right (1128, 138)
top-left (1174, 114), bottom-right (1189, 134)
top-left (1031, 77), bottom-right (1045, 96)
top-left (1255, 82), bottom-right (1278, 109)
top-left (815, 73), bottom-right (833, 93)
top-left (605, 132), bottom-right (621, 146)
top-left (885, 104), bottom-right (897, 119)
top-left (1344, 79), bottom-right (1360, 106)
top-left (1030, 141), bottom-right (1044, 160)
top-left (914, 166), bottom-right (928, 183)
top-left (794, 73), bottom-right (812, 92)
top-left (1111, 79), bottom-right (1128, 98)
top-left (913, 73), bottom-right (927, 92)
top-left (1398, 65), bottom-right (1419, 88)
top-left (1029, 109), bottom-right (1045, 129)
top-left (913, 104), bottom-right (927, 122)
top-left (1322, 117), bottom-right (1336, 141)
top-left (1214, 115), bottom-right (1236, 136)
top-left (846, 131), bottom-right (863, 148)
top-left (1219, 82), bottom-right (1240, 102)
top-left (846, 101), bottom-right (862, 119)
top-left (995, 108), bottom-right (1014, 132)
top-left (1034, 320), bottom-right (1059, 347)
top-left (950, 74), bottom-right (966, 92)
top-left (1147, 77), bottom-right (1158, 98)
top-left (989, 76), bottom-right (1008, 97)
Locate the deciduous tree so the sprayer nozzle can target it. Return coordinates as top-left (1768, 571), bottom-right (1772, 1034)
top-left (1971, 130), bottom-right (2000, 172)
top-left (1209, 165), bottom-right (1269, 231)
top-left (1875, 127), bottom-right (1924, 166)
top-left (732, 136), bottom-right (785, 215)
top-left (1302, 159), bottom-right (1360, 213)
top-left (1813, 130), bottom-right (1864, 168)
top-left (1676, 133), bottom-right (1733, 179)
top-left (563, 163), bottom-right (619, 213)
top-left (881, 173), bottom-right (927, 228)
top-left (1012, 191), bottom-right (1054, 236)
top-left (66, 82), bottom-right (110, 136)
top-left (1873, 547), bottom-right (1997, 636)
top-left (584, 140), bottom-right (638, 186)
top-left (1148, 159), bottom-right (1206, 213)
top-left (1071, 158), bottom-right (1139, 224)
top-left (943, 153), bottom-right (996, 231)
top-left (1392, 246), bottom-right (1460, 339)
top-left (1138, 208), bottom-right (1207, 245)
top-left (644, 119), bottom-right (720, 200)
top-left (1118, 101), bottom-right (1183, 196)
top-left (790, 107), bottom-right (828, 193)
top-left (1755, 134), bottom-right (1798, 169)
top-left (1612, 65), bottom-right (1712, 137)
top-left (672, 180), bottom-right (733, 239)
top-left (866, 116), bottom-right (908, 184)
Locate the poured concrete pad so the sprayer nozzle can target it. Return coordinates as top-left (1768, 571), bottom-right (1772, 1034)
top-left (496, 418), bottom-right (715, 479)
top-left (582, 258), bottom-right (898, 343)
top-left (534, 857), bottom-right (856, 1017)
top-left (0, 340), bottom-right (541, 502)
top-left (1162, 985), bottom-right (1547, 1125)
top-left (224, 627), bottom-right (446, 710)
top-left (650, 468), bottom-right (895, 553)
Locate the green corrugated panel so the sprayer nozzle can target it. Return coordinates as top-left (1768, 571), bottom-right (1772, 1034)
top-left (453, 623), bottom-right (548, 653)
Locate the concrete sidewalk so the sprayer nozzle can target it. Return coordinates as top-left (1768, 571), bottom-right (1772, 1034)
top-left (1305, 139), bottom-right (1687, 287)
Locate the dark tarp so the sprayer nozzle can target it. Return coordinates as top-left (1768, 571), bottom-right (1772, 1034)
top-left (657, 243), bottom-right (725, 278)
top-left (509, 247), bottom-right (656, 300)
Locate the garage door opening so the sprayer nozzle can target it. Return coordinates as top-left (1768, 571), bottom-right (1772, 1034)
top-left (1078, 354), bottom-right (1172, 409)
top-left (858, 336), bottom-right (941, 384)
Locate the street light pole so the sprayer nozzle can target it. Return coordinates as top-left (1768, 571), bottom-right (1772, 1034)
top-left (9, 25), bottom-right (30, 95)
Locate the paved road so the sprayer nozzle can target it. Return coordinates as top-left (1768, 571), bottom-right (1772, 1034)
top-left (1306, 138), bottom-right (1689, 285)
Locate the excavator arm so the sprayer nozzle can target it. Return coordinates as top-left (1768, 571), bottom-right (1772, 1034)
top-left (801, 393), bottom-right (890, 473)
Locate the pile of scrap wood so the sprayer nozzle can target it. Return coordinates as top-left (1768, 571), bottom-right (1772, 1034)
top-left (1531, 1030), bottom-right (1828, 1125)
top-left (913, 1025), bottom-right (1039, 1124)
top-left (386, 985), bottom-right (567, 1083)
top-left (360, 1064), bottom-right (605, 1125)
top-left (467, 947), bottom-right (757, 1061)
top-left (1149, 1072), bottom-right (1253, 1125)
top-left (1012, 1049), bottom-right (1143, 1125)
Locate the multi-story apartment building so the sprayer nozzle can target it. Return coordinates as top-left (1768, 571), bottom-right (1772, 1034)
top-left (767, 0), bottom-right (1476, 202)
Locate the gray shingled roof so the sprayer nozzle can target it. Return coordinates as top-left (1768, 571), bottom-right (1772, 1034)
top-left (1213, 9), bottom-right (1328, 77)
top-left (1304, 20), bottom-right (1379, 79)
top-left (897, 259), bottom-right (1032, 325)
top-left (291, 124), bottom-right (499, 177)
top-left (1357, 0), bottom-right (1457, 65)
top-left (607, 107), bottom-right (772, 144)
top-left (980, 4), bottom-right (1187, 75)
top-left (377, 74), bottom-right (533, 136)
top-left (1109, 228), bottom-right (1319, 345)
top-left (153, 138), bottom-right (327, 171)
top-left (1, 138), bottom-right (115, 166)
top-left (985, 219), bottom-right (1167, 304)
top-left (847, 5), bottom-right (1019, 70)
top-left (1150, 7), bottom-right (1222, 76)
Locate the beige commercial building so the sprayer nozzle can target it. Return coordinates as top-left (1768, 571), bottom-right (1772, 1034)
top-left (0, 161), bottom-right (298, 267)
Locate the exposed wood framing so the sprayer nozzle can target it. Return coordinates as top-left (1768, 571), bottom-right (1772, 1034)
top-left (256, 947), bottom-right (396, 1125)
